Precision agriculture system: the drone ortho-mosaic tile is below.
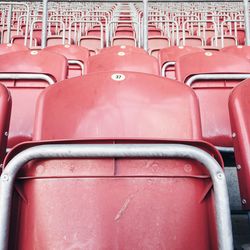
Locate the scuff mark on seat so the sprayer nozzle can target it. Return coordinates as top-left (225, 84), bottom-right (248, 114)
top-left (114, 193), bottom-right (135, 221)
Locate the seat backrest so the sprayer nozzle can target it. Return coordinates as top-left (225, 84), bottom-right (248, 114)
top-left (79, 36), bottom-right (102, 51)
top-left (99, 45), bottom-right (146, 55)
top-left (0, 83), bottom-right (11, 162)
top-left (176, 51), bottom-right (250, 148)
top-left (0, 43), bottom-right (29, 55)
top-left (112, 36), bottom-right (136, 46)
top-left (43, 44), bottom-right (89, 78)
top-left (0, 50), bottom-right (68, 148)
top-left (229, 78), bottom-right (250, 210)
top-left (33, 71), bottom-right (201, 140)
top-left (85, 52), bottom-right (160, 75)
top-left (9, 71), bottom-right (226, 250)
top-left (178, 36), bottom-right (204, 47)
top-left (159, 46), bottom-right (203, 79)
top-left (221, 45), bottom-right (250, 61)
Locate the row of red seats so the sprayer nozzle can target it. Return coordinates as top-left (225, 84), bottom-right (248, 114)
top-left (0, 42), bottom-right (249, 249)
top-left (0, 60), bottom-right (231, 250)
top-left (1, 43), bottom-right (250, 153)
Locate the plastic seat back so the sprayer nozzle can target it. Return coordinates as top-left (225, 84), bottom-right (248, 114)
top-left (99, 45), bottom-right (146, 55)
top-left (0, 43), bottom-right (29, 55)
top-left (229, 79), bottom-right (250, 210)
top-left (221, 45), bottom-right (250, 61)
top-left (43, 44), bottom-right (89, 78)
top-left (0, 83), bottom-right (11, 162)
top-left (0, 50), bottom-right (68, 148)
top-left (112, 36), bottom-right (136, 46)
top-left (176, 51), bottom-right (250, 148)
top-left (34, 71), bottom-right (201, 140)
top-left (159, 46), bottom-right (203, 79)
top-left (85, 52), bottom-right (160, 75)
top-left (8, 72), bottom-right (225, 250)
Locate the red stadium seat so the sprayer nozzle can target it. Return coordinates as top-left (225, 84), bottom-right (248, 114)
top-left (46, 36), bottom-right (73, 47)
top-left (34, 72), bottom-right (201, 140)
top-left (0, 50), bottom-right (68, 148)
top-left (229, 79), bottom-right (250, 210)
top-left (99, 45), bottom-right (146, 54)
top-left (3, 72), bottom-right (232, 250)
top-left (176, 51), bottom-right (250, 150)
top-left (0, 83), bottom-right (11, 162)
top-left (229, 79), bottom-right (250, 211)
top-left (221, 45), bottom-right (250, 61)
top-left (0, 43), bottom-right (29, 55)
top-left (148, 36), bottom-right (170, 57)
top-left (11, 35), bottom-right (40, 48)
top-left (79, 36), bottom-right (102, 55)
top-left (112, 36), bottom-right (136, 46)
top-left (207, 35), bottom-right (237, 48)
top-left (158, 46), bottom-right (203, 79)
top-left (43, 44), bottom-right (89, 78)
top-left (85, 52), bottom-right (160, 75)
top-left (178, 36), bottom-right (204, 47)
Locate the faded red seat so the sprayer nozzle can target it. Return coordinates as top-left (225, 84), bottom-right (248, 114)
top-left (0, 83), bottom-right (11, 162)
top-left (34, 72), bottom-right (201, 140)
top-left (229, 79), bottom-right (250, 210)
top-left (43, 44), bottom-right (89, 78)
top-left (46, 36), bottom-right (74, 47)
top-left (148, 36), bottom-right (170, 57)
top-left (221, 45), bottom-right (250, 61)
top-left (11, 35), bottom-right (41, 48)
top-left (159, 46), bottom-right (203, 79)
top-left (0, 43), bottom-right (29, 55)
top-left (111, 36), bottom-right (136, 46)
top-left (5, 72), bottom-right (231, 250)
top-left (176, 51), bottom-right (250, 150)
top-left (207, 35), bottom-right (237, 48)
top-left (99, 45), bottom-right (146, 55)
top-left (0, 50), bottom-right (68, 148)
top-left (79, 36), bottom-right (102, 55)
top-left (85, 52), bottom-right (160, 75)
top-left (178, 36), bottom-right (204, 47)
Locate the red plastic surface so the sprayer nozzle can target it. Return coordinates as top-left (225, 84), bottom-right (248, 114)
top-left (221, 45), bottom-right (250, 61)
top-left (43, 44), bottom-right (89, 78)
top-left (99, 45), bottom-right (146, 54)
top-left (229, 79), bottom-right (250, 210)
top-left (7, 138), bottom-right (220, 250)
top-left (33, 71), bottom-right (201, 140)
top-left (158, 46), bottom-right (203, 79)
top-left (176, 51), bottom-right (250, 147)
top-left (0, 83), bottom-right (11, 162)
top-left (0, 43), bottom-right (29, 55)
top-left (112, 36), bottom-right (136, 46)
top-left (85, 53), bottom-right (160, 75)
top-left (0, 50), bottom-right (68, 147)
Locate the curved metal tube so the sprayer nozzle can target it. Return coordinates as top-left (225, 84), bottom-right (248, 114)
top-left (0, 73), bottom-right (55, 85)
top-left (186, 73), bottom-right (250, 87)
top-left (0, 143), bottom-right (233, 250)
top-left (161, 61), bottom-right (176, 77)
top-left (68, 60), bottom-right (85, 76)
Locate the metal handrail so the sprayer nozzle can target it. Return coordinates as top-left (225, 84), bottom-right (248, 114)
top-left (0, 73), bottom-right (55, 85)
top-left (0, 143), bottom-right (233, 250)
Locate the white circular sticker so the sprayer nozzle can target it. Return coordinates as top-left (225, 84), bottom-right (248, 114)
top-left (205, 52), bottom-right (213, 56)
top-left (31, 50), bottom-right (38, 55)
top-left (178, 46), bottom-right (184, 49)
top-left (64, 44), bottom-right (70, 48)
top-left (118, 51), bottom-right (125, 56)
top-left (111, 73), bottom-right (126, 81)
